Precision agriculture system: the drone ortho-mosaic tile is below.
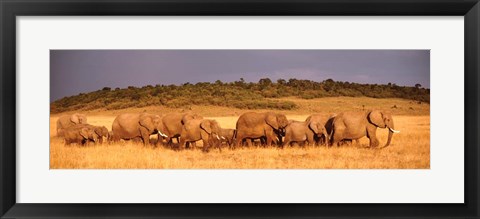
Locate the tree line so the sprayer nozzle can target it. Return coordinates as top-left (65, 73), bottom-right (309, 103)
top-left (50, 78), bottom-right (430, 113)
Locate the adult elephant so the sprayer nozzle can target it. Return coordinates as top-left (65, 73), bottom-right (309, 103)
top-left (331, 110), bottom-right (400, 148)
top-left (111, 113), bottom-right (167, 146)
top-left (56, 113), bottom-right (88, 136)
top-left (161, 113), bottom-right (203, 145)
top-left (234, 112), bottom-right (289, 147)
top-left (304, 114), bottom-right (332, 146)
top-left (179, 119), bottom-right (222, 152)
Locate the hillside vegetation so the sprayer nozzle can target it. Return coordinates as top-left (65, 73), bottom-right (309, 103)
top-left (51, 78), bottom-right (429, 113)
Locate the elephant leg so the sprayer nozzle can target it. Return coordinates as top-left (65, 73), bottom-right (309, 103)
top-left (202, 139), bottom-right (210, 152)
top-left (282, 133), bottom-right (292, 148)
top-left (227, 140), bottom-right (232, 148)
top-left (178, 137), bottom-right (187, 150)
top-left (234, 133), bottom-right (244, 148)
top-left (240, 139), bottom-right (245, 146)
top-left (164, 136), bottom-right (171, 145)
top-left (282, 139), bottom-right (291, 148)
top-left (265, 134), bottom-right (274, 147)
top-left (331, 132), bottom-right (342, 147)
top-left (212, 138), bottom-right (222, 152)
top-left (260, 137), bottom-right (267, 146)
top-left (366, 126), bottom-right (379, 147)
top-left (167, 137), bottom-right (175, 146)
top-left (246, 138), bottom-right (255, 147)
top-left (306, 133), bottom-right (315, 147)
top-left (110, 134), bottom-right (118, 144)
top-left (191, 141), bottom-right (197, 149)
top-left (139, 129), bottom-right (150, 146)
top-left (156, 134), bottom-right (165, 147)
top-left (318, 135), bottom-right (324, 146)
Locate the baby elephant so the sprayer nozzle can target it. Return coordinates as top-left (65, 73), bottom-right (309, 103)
top-left (63, 126), bottom-right (98, 146)
top-left (282, 121), bottom-right (316, 147)
top-left (77, 124), bottom-right (109, 144)
top-left (179, 119), bottom-right (222, 152)
top-left (219, 128), bottom-right (236, 147)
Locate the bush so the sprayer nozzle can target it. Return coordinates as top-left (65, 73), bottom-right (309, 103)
top-left (51, 79), bottom-right (429, 113)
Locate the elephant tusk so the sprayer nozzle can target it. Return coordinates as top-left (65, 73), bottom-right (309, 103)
top-left (158, 131), bottom-right (168, 138)
top-left (389, 128), bottom-right (400, 133)
top-left (221, 136), bottom-right (226, 140)
top-left (215, 135), bottom-right (220, 140)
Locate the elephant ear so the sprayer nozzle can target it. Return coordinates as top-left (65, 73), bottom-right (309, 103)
top-left (265, 113), bottom-right (279, 130)
top-left (94, 127), bottom-right (107, 137)
top-left (305, 115), bottom-right (312, 122)
top-left (139, 114), bottom-right (155, 132)
top-left (368, 110), bottom-right (386, 128)
top-left (181, 114), bottom-right (192, 125)
top-left (79, 114), bottom-right (87, 124)
top-left (70, 114), bottom-right (80, 124)
top-left (93, 127), bottom-right (102, 136)
top-left (200, 120), bottom-right (212, 134)
top-left (308, 122), bottom-right (319, 134)
top-left (79, 128), bottom-right (89, 139)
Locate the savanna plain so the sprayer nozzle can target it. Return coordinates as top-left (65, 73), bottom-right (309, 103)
top-left (50, 97), bottom-right (430, 169)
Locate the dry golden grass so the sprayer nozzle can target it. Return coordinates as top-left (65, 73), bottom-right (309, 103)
top-left (50, 97), bottom-right (430, 169)
top-left (54, 96), bottom-right (429, 118)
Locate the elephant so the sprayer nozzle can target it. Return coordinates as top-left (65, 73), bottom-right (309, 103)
top-left (108, 131), bottom-right (114, 141)
top-left (179, 119), bottom-right (222, 152)
top-left (304, 114), bottom-right (334, 146)
top-left (234, 112), bottom-right (289, 147)
top-left (76, 124), bottom-right (109, 144)
top-left (331, 110), bottom-right (400, 148)
top-left (111, 113), bottom-right (167, 146)
top-left (63, 125), bottom-right (98, 146)
top-left (219, 128), bottom-right (236, 147)
top-left (282, 121), bottom-right (316, 147)
top-left (161, 113), bottom-right (203, 145)
top-left (56, 113), bottom-right (88, 136)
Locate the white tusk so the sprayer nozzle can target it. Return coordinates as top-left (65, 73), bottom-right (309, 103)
top-left (221, 136), bottom-right (226, 140)
top-left (389, 128), bottom-right (400, 133)
top-left (158, 131), bottom-right (168, 138)
top-left (215, 135), bottom-right (220, 140)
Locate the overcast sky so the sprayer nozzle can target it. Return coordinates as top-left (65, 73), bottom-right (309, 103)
top-left (50, 50), bottom-right (430, 101)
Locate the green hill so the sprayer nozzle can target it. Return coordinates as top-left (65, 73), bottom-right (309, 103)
top-left (50, 78), bottom-right (429, 113)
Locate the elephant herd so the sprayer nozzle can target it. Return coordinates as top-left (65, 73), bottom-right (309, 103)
top-left (56, 110), bottom-right (400, 152)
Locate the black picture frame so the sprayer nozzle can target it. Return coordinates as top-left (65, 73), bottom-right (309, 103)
top-left (1, 0), bottom-right (479, 218)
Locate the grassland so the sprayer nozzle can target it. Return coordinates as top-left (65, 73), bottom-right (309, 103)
top-left (50, 97), bottom-right (430, 169)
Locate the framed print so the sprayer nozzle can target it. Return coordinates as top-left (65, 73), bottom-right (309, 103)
top-left (1, 0), bottom-right (479, 218)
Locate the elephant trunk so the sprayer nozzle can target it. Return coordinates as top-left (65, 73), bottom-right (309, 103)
top-left (322, 129), bottom-right (329, 146)
top-left (384, 130), bottom-right (393, 147)
top-left (384, 123), bottom-right (399, 148)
